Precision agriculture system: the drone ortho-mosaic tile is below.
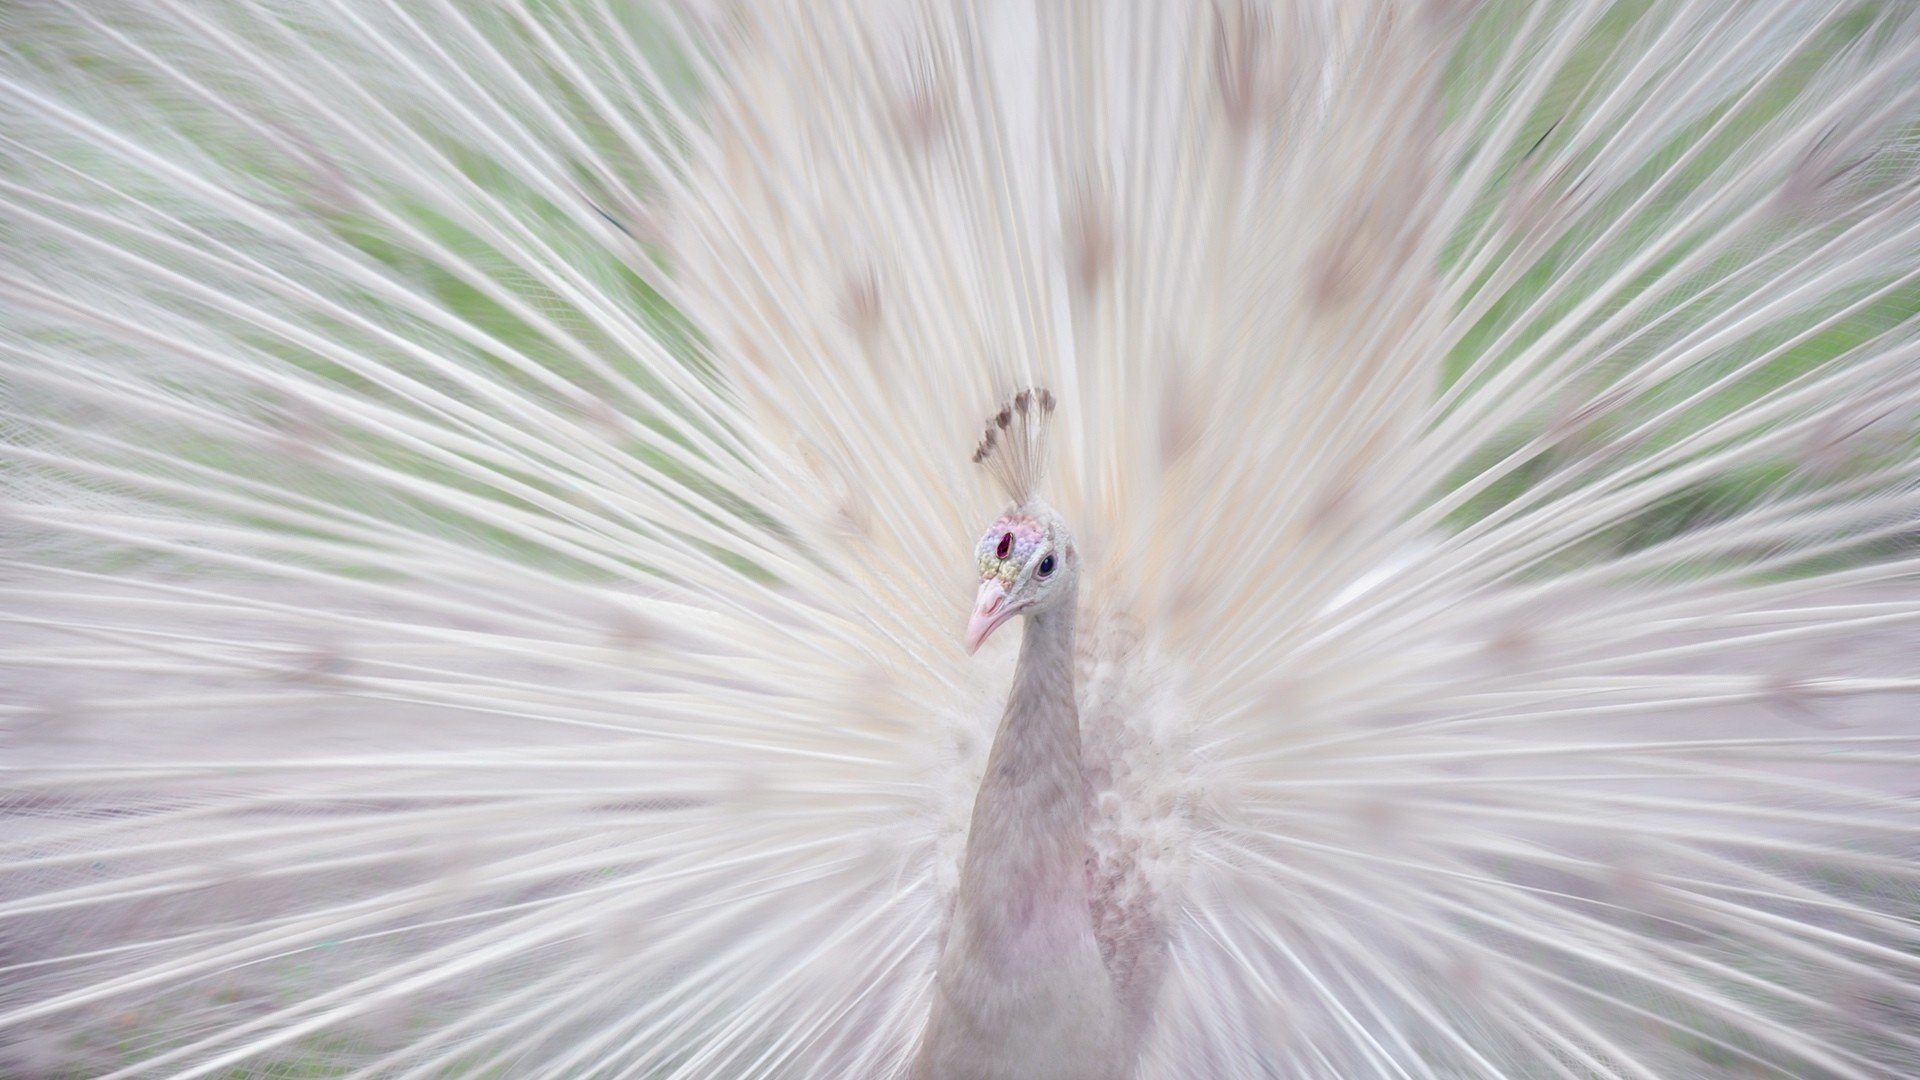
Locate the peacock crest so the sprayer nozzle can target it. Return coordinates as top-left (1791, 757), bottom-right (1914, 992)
top-left (970, 386), bottom-right (1057, 505)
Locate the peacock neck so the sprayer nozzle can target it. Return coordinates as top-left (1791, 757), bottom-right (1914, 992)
top-left (971, 582), bottom-right (1085, 900)
top-left (1001, 589), bottom-right (1080, 773)
top-left (914, 578), bottom-right (1123, 1078)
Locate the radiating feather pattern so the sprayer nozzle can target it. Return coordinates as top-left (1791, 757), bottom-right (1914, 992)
top-left (3, 1), bottom-right (1920, 1077)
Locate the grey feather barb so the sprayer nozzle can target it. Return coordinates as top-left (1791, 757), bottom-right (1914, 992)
top-left (971, 387), bottom-right (1056, 503)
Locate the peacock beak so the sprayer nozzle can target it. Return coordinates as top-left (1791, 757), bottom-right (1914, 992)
top-left (964, 579), bottom-right (1012, 654)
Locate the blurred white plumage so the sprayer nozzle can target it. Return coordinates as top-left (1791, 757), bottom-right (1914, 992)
top-left (4, 1), bottom-right (1920, 1077)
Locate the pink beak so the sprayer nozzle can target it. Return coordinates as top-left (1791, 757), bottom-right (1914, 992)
top-left (964, 579), bottom-right (1014, 654)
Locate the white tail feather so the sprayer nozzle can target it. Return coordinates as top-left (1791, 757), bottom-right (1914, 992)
top-left (4, 1), bottom-right (1920, 1077)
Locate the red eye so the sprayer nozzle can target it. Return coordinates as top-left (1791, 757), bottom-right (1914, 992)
top-left (996, 533), bottom-right (1013, 559)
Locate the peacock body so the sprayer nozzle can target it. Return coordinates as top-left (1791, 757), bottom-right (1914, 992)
top-left (4, 1), bottom-right (1920, 1077)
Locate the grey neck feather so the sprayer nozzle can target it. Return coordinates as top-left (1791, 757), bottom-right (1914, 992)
top-left (980, 586), bottom-right (1082, 821)
top-left (914, 580), bottom-right (1126, 1080)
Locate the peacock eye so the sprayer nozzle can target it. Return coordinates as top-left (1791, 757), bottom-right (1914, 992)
top-left (1037, 554), bottom-right (1056, 577)
top-left (996, 533), bottom-right (1013, 559)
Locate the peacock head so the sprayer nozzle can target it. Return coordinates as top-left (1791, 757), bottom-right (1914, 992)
top-left (965, 503), bottom-right (1075, 654)
top-left (964, 386), bottom-right (1071, 654)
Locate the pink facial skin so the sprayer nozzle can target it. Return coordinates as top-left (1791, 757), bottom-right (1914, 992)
top-left (967, 514), bottom-right (1049, 652)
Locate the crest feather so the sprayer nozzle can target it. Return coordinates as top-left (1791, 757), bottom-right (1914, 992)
top-left (970, 387), bottom-right (1056, 503)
